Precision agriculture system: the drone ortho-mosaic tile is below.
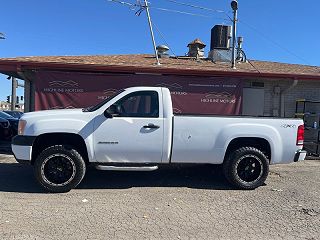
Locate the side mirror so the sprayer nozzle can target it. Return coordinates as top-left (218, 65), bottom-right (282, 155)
top-left (104, 104), bottom-right (119, 118)
top-left (103, 110), bottom-right (113, 118)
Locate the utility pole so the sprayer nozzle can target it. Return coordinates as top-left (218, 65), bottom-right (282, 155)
top-left (11, 77), bottom-right (17, 110)
top-left (143, 0), bottom-right (160, 65)
top-left (231, 0), bottom-right (238, 69)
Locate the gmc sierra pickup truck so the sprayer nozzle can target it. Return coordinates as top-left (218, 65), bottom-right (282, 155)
top-left (12, 87), bottom-right (306, 192)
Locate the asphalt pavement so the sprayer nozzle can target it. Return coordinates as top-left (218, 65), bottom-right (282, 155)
top-left (0, 151), bottom-right (319, 240)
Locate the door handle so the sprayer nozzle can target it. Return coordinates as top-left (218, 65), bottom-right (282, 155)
top-left (143, 124), bottom-right (160, 129)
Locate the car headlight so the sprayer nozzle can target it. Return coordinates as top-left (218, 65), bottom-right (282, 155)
top-left (18, 119), bottom-right (27, 135)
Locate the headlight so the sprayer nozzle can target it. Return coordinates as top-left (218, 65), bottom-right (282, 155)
top-left (18, 119), bottom-right (27, 135)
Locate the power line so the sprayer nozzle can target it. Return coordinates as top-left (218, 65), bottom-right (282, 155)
top-left (239, 19), bottom-right (311, 65)
top-left (152, 22), bottom-right (177, 57)
top-left (163, 0), bottom-right (232, 21)
top-left (107, 0), bottom-right (136, 7)
top-left (247, 59), bottom-right (261, 74)
top-left (164, 0), bottom-right (224, 14)
top-left (107, 0), bottom-right (228, 20)
top-left (151, 7), bottom-right (210, 18)
top-left (159, 0), bottom-right (310, 65)
top-left (107, 0), bottom-right (139, 11)
top-left (108, 0), bottom-right (308, 66)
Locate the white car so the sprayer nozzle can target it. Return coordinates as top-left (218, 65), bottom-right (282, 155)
top-left (12, 87), bottom-right (306, 192)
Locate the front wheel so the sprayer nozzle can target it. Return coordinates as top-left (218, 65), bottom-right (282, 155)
top-left (34, 145), bottom-right (86, 193)
top-left (223, 147), bottom-right (269, 190)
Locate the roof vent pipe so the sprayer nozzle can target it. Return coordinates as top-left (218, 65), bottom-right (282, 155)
top-left (187, 38), bottom-right (206, 58)
top-left (236, 36), bottom-right (246, 62)
top-left (156, 45), bottom-right (170, 58)
top-left (237, 36), bottom-right (243, 50)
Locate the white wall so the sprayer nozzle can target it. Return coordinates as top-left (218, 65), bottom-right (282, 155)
top-left (242, 88), bottom-right (265, 116)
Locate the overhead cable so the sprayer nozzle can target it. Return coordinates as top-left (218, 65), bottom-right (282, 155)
top-left (164, 0), bottom-right (225, 13)
top-left (152, 22), bottom-right (177, 57)
top-left (107, 0), bottom-right (139, 10)
top-left (239, 19), bottom-right (310, 65)
top-left (164, 0), bottom-right (232, 21)
top-left (107, 0), bottom-right (228, 19)
top-left (247, 59), bottom-right (261, 74)
top-left (151, 7), bottom-right (210, 18)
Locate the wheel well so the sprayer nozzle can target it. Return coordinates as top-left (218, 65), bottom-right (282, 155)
top-left (31, 133), bottom-right (89, 165)
top-left (224, 137), bottom-right (271, 162)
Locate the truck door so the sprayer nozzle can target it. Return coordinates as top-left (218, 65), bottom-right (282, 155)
top-left (93, 90), bottom-right (164, 163)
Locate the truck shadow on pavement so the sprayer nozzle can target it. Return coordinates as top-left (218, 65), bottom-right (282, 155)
top-left (79, 165), bottom-right (236, 191)
top-left (0, 163), bottom-right (236, 193)
top-left (0, 163), bottom-right (42, 193)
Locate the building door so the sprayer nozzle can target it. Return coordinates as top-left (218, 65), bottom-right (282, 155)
top-left (242, 88), bottom-right (265, 116)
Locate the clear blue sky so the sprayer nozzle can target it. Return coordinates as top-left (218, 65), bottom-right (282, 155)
top-left (0, 0), bottom-right (319, 100)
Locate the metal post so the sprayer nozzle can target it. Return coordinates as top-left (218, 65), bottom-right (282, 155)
top-left (143, 0), bottom-right (160, 65)
top-left (11, 77), bottom-right (17, 110)
top-left (23, 79), bottom-right (30, 112)
top-left (231, 10), bottom-right (237, 69)
top-left (231, 1), bottom-right (238, 69)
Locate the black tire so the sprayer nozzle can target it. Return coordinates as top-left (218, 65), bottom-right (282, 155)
top-left (34, 145), bottom-right (86, 193)
top-left (223, 147), bottom-right (269, 190)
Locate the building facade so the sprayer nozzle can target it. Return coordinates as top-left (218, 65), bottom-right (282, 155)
top-left (0, 55), bottom-right (319, 118)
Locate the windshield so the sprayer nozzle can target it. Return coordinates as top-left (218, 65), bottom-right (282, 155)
top-left (83, 89), bottom-right (125, 112)
top-left (4, 111), bottom-right (23, 119)
top-left (0, 111), bottom-right (16, 119)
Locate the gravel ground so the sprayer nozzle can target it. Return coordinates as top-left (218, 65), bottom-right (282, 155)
top-left (0, 154), bottom-right (319, 240)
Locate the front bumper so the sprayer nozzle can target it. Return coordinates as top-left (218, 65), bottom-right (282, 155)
top-left (294, 149), bottom-right (307, 162)
top-left (11, 135), bottom-right (36, 164)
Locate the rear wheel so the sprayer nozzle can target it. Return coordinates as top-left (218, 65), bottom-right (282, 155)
top-left (34, 145), bottom-right (86, 193)
top-left (223, 147), bottom-right (269, 190)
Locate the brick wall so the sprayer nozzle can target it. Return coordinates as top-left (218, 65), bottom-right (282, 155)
top-left (283, 80), bottom-right (320, 117)
top-left (244, 79), bottom-right (320, 118)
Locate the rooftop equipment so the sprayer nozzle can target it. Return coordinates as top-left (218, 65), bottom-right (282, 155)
top-left (187, 38), bottom-right (206, 58)
top-left (208, 25), bottom-right (233, 62)
top-left (156, 45), bottom-right (170, 58)
top-left (210, 25), bottom-right (232, 50)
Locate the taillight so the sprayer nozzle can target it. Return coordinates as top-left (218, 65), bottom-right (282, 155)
top-left (296, 125), bottom-right (304, 146)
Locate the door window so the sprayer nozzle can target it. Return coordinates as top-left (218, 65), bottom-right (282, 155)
top-left (113, 91), bottom-right (159, 118)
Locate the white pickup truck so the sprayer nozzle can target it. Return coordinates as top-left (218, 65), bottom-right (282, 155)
top-left (12, 87), bottom-right (306, 192)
